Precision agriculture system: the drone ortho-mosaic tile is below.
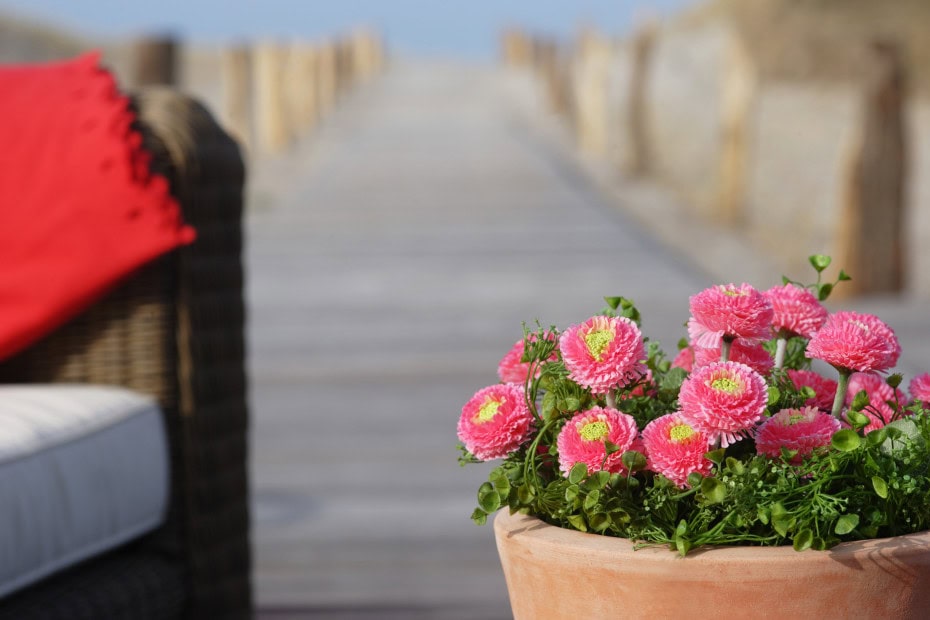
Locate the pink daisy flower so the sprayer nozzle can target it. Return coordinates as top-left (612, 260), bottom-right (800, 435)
top-left (678, 361), bottom-right (768, 447)
top-left (671, 346), bottom-right (695, 373)
top-left (755, 406), bottom-right (840, 462)
top-left (687, 283), bottom-right (774, 348)
top-left (693, 340), bottom-right (774, 376)
top-left (806, 311), bottom-right (900, 373)
top-left (559, 315), bottom-right (646, 394)
top-left (641, 413), bottom-right (713, 487)
top-left (763, 283), bottom-right (828, 338)
top-left (787, 369), bottom-right (837, 412)
top-left (496, 333), bottom-right (558, 384)
top-left (909, 373), bottom-right (930, 406)
top-left (457, 384), bottom-right (534, 461)
top-left (556, 407), bottom-right (639, 476)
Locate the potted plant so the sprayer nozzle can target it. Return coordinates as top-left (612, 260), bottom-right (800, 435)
top-left (458, 256), bottom-right (930, 618)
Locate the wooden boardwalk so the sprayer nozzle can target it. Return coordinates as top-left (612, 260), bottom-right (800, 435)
top-left (246, 59), bottom-right (930, 618)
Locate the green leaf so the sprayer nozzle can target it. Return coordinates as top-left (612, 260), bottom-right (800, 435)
top-left (471, 508), bottom-right (488, 525)
top-left (757, 506), bottom-right (770, 525)
top-left (477, 483), bottom-right (501, 513)
top-left (659, 367), bottom-right (688, 393)
top-left (687, 472), bottom-right (705, 488)
top-left (845, 410), bottom-right (870, 431)
top-left (604, 296), bottom-right (623, 310)
top-left (589, 512), bottom-right (611, 532)
top-left (565, 484), bottom-right (580, 502)
top-left (583, 471), bottom-right (610, 491)
top-left (872, 476), bottom-right (889, 499)
top-left (563, 397), bottom-right (582, 413)
top-left (621, 450), bottom-right (648, 473)
top-left (886, 373), bottom-right (903, 389)
top-left (704, 448), bottom-right (726, 465)
top-left (675, 537), bottom-right (692, 556)
top-left (701, 477), bottom-right (727, 504)
top-left (817, 283), bottom-right (833, 301)
top-left (725, 457), bottom-right (745, 475)
top-left (517, 484), bottom-right (536, 504)
top-left (767, 386), bottom-right (781, 406)
top-left (851, 390), bottom-right (870, 411)
top-left (799, 386), bottom-right (816, 401)
top-left (567, 514), bottom-right (587, 532)
top-left (831, 429), bottom-right (862, 452)
top-left (781, 275), bottom-right (791, 285)
top-left (603, 440), bottom-right (621, 455)
top-left (675, 519), bottom-right (689, 537)
top-left (793, 529), bottom-right (813, 551)
top-left (771, 503), bottom-right (791, 537)
top-left (568, 463), bottom-right (587, 485)
top-left (809, 254), bottom-right (832, 272)
top-left (835, 514), bottom-right (860, 535)
top-left (583, 490), bottom-right (601, 511)
top-left (838, 269), bottom-right (852, 282)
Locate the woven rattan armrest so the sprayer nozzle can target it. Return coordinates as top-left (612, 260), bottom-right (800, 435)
top-left (0, 88), bottom-right (251, 619)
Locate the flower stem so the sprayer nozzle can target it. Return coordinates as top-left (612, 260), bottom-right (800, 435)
top-left (720, 336), bottom-right (734, 363)
top-left (831, 369), bottom-right (851, 420)
top-left (606, 390), bottom-right (617, 409)
top-left (774, 337), bottom-right (788, 369)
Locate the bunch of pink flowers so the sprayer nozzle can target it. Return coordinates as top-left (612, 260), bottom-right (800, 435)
top-left (458, 278), bottom-right (930, 489)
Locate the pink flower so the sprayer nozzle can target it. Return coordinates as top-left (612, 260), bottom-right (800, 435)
top-left (678, 361), bottom-right (768, 447)
top-left (845, 372), bottom-right (905, 407)
top-left (559, 316), bottom-right (646, 394)
top-left (755, 407), bottom-right (840, 462)
top-left (671, 346), bottom-right (695, 373)
top-left (556, 407), bottom-right (639, 476)
top-left (806, 312), bottom-right (900, 373)
top-left (910, 373), bottom-right (930, 406)
top-left (497, 333), bottom-right (558, 384)
top-left (787, 369), bottom-right (837, 412)
top-left (693, 340), bottom-right (774, 376)
top-left (457, 384), bottom-right (534, 460)
top-left (641, 413), bottom-right (713, 487)
top-left (687, 283), bottom-right (774, 348)
top-left (763, 284), bottom-right (828, 338)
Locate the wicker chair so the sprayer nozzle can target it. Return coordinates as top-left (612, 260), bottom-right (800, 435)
top-left (0, 88), bottom-right (252, 619)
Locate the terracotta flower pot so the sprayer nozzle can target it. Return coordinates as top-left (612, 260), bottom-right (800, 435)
top-left (494, 510), bottom-right (930, 619)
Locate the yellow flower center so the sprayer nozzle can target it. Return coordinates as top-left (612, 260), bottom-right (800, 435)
top-left (721, 286), bottom-right (748, 297)
top-left (474, 399), bottom-right (502, 424)
top-left (711, 376), bottom-right (741, 393)
top-left (669, 423), bottom-right (695, 443)
top-left (786, 414), bottom-right (807, 426)
top-left (584, 329), bottom-right (614, 361)
top-left (579, 420), bottom-right (609, 441)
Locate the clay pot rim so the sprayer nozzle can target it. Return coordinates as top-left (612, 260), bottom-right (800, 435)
top-left (495, 509), bottom-right (930, 564)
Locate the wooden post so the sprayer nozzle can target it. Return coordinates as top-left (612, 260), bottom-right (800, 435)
top-left (627, 24), bottom-right (656, 176)
top-left (575, 31), bottom-right (611, 157)
top-left (221, 45), bottom-right (252, 153)
top-left (835, 40), bottom-right (908, 296)
top-left (286, 43), bottom-right (319, 135)
top-left (717, 33), bottom-right (757, 225)
top-left (317, 41), bottom-right (338, 118)
top-left (253, 42), bottom-right (290, 154)
top-left (132, 36), bottom-right (177, 86)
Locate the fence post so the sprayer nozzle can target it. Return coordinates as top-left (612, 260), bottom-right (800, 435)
top-left (317, 41), bottom-right (338, 118)
top-left (132, 35), bottom-right (177, 86)
top-left (286, 42), bottom-right (319, 135)
top-left (221, 44), bottom-right (252, 153)
top-left (253, 41), bottom-right (290, 154)
top-left (717, 32), bottom-right (757, 225)
top-left (627, 24), bottom-right (655, 176)
top-left (835, 39), bottom-right (908, 296)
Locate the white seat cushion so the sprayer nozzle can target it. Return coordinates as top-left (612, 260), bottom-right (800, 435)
top-left (0, 384), bottom-right (169, 598)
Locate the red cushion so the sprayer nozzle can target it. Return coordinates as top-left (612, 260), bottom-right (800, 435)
top-left (0, 52), bottom-right (195, 361)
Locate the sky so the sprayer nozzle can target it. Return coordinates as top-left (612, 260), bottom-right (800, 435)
top-left (0, 0), bottom-right (699, 59)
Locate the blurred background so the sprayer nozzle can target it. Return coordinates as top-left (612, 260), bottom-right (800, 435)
top-left (2, 0), bottom-right (928, 618)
